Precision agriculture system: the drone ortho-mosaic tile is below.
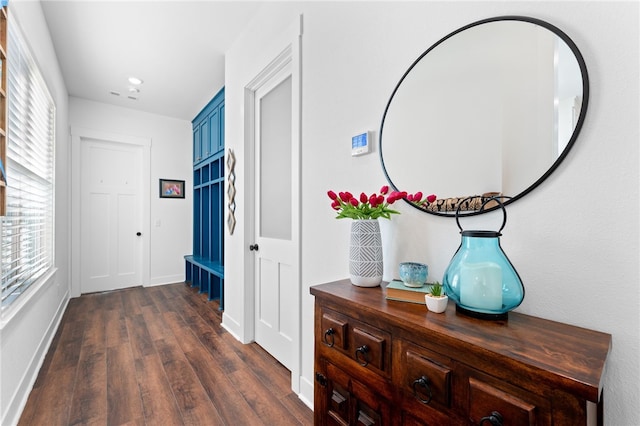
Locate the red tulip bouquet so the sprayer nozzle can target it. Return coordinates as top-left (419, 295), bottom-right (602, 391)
top-left (327, 185), bottom-right (436, 220)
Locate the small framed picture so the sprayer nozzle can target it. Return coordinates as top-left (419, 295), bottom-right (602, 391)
top-left (159, 179), bottom-right (185, 198)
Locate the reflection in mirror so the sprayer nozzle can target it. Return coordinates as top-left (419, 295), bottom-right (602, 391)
top-left (379, 16), bottom-right (588, 216)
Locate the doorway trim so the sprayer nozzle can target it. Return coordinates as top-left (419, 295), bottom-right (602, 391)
top-left (243, 17), bottom-right (302, 393)
top-left (70, 127), bottom-right (151, 298)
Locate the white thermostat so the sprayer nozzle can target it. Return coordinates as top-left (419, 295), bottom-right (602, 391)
top-left (351, 131), bottom-right (371, 156)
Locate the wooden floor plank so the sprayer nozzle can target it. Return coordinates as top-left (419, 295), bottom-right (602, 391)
top-left (228, 368), bottom-right (303, 426)
top-left (154, 285), bottom-right (182, 313)
top-left (281, 393), bottom-right (316, 426)
top-left (19, 366), bottom-right (76, 426)
top-left (120, 287), bottom-right (143, 317)
top-left (80, 302), bottom-right (107, 351)
top-left (229, 340), bottom-right (293, 399)
top-left (68, 350), bottom-right (107, 425)
top-left (140, 304), bottom-right (174, 342)
top-left (193, 329), bottom-right (245, 375)
top-left (126, 313), bottom-right (156, 360)
top-left (107, 344), bottom-right (145, 425)
top-left (100, 290), bottom-right (125, 311)
top-left (68, 310), bottom-right (107, 425)
top-left (134, 353), bottom-right (185, 426)
top-left (64, 296), bottom-right (91, 323)
top-left (166, 288), bottom-right (245, 374)
top-left (163, 310), bottom-right (204, 354)
top-left (173, 291), bottom-right (246, 375)
top-left (184, 347), bottom-right (263, 425)
top-left (47, 320), bottom-right (86, 373)
top-left (18, 283), bottom-right (314, 426)
top-left (129, 285), bottom-right (154, 308)
top-left (154, 336), bottom-right (224, 425)
top-left (105, 305), bottom-right (129, 348)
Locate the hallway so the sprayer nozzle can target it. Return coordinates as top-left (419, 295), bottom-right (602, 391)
top-left (18, 283), bottom-right (313, 425)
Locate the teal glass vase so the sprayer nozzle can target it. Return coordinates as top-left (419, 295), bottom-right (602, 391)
top-left (443, 197), bottom-right (524, 320)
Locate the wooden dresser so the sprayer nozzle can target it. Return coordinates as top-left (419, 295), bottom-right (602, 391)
top-left (311, 279), bottom-right (611, 425)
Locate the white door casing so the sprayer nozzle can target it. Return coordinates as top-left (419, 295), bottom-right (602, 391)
top-left (71, 127), bottom-right (151, 297)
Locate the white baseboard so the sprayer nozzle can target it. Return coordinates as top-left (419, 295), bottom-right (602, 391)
top-left (298, 375), bottom-right (314, 411)
top-left (147, 274), bottom-right (184, 286)
top-left (221, 312), bottom-right (246, 342)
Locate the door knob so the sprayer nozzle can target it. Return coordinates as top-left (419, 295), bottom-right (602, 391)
top-left (249, 244), bottom-right (259, 251)
top-left (136, 232), bottom-right (142, 236)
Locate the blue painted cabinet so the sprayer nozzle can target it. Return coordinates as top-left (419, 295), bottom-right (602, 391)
top-left (186, 87), bottom-right (225, 308)
top-left (193, 88), bottom-right (224, 165)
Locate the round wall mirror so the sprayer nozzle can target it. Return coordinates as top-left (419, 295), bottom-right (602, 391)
top-left (379, 16), bottom-right (589, 216)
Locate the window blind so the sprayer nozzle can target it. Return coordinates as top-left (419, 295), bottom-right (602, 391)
top-left (1, 17), bottom-right (55, 307)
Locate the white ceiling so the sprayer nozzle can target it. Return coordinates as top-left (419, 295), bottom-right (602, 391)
top-left (39, 1), bottom-right (262, 121)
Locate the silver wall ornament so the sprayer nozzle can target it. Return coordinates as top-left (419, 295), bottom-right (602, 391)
top-left (226, 148), bottom-right (236, 235)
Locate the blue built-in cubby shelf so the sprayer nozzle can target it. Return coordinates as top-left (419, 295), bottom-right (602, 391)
top-left (185, 87), bottom-right (225, 309)
top-left (184, 254), bottom-right (224, 307)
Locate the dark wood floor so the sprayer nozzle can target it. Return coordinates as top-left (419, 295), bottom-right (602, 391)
top-left (18, 283), bottom-right (314, 426)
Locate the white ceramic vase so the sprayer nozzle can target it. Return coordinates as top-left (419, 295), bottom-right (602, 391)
top-left (349, 219), bottom-right (383, 287)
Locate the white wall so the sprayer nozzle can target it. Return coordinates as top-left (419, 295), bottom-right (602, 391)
top-left (0, 2), bottom-right (70, 425)
top-left (69, 98), bottom-right (193, 288)
top-left (224, 2), bottom-right (639, 425)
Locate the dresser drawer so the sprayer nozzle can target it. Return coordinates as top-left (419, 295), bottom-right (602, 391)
top-left (321, 311), bottom-right (348, 350)
top-left (404, 349), bottom-right (452, 407)
top-left (352, 326), bottom-right (387, 371)
top-left (322, 361), bottom-right (393, 426)
top-left (395, 341), bottom-right (458, 423)
top-left (467, 375), bottom-right (551, 426)
top-left (319, 308), bottom-right (391, 376)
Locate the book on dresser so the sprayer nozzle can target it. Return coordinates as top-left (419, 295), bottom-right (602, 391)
top-left (385, 279), bottom-right (434, 304)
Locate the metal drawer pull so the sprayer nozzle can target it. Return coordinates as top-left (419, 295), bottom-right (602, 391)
top-left (331, 390), bottom-right (346, 406)
top-left (357, 410), bottom-right (375, 426)
top-left (412, 375), bottom-right (433, 404)
top-left (323, 328), bottom-right (335, 347)
top-left (480, 411), bottom-right (504, 426)
top-left (354, 345), bottom-right (370, 366)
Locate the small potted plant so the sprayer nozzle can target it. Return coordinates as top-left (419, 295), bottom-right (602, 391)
top-left (425, 281), bottom-right (448, 313)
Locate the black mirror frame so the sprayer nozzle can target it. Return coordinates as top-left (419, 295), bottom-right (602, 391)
top-left (379, 15), bottom-right (589, 217)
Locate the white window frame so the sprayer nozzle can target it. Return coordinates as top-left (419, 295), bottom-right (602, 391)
top-left (0, 15), bottom-right (55, 310)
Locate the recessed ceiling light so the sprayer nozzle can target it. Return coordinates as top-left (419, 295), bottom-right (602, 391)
top-left (128, 76), bottom-right (143, 85)
top-left (128, 86), bottom-right (140, 94)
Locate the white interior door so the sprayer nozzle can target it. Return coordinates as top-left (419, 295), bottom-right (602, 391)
top-left (80, 138), bottom-right (143, 294)
top-left (253, 66), bottom-right (298, 371)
